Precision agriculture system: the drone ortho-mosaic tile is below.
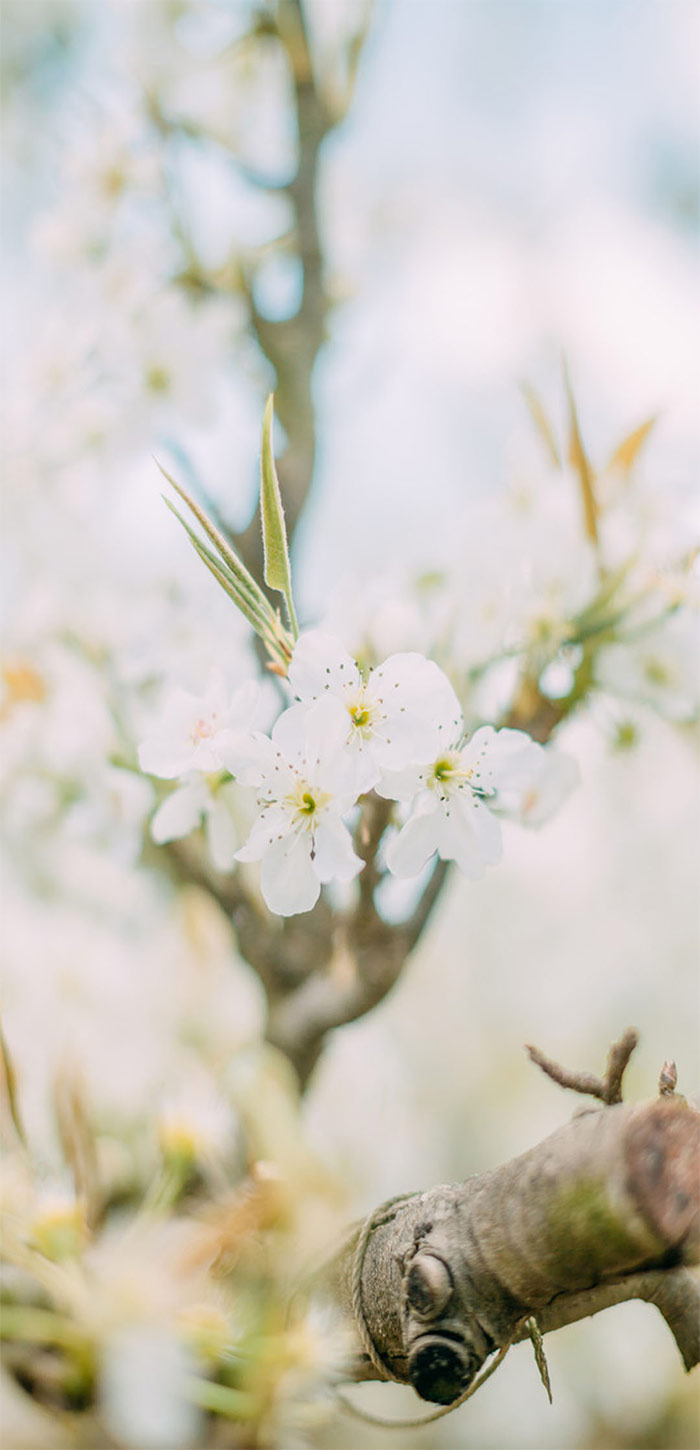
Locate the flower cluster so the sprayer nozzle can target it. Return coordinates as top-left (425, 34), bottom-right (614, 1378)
top-left (139, 629), bottom-right (577, 916)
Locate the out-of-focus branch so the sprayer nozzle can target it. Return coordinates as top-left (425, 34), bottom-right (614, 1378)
top-left (144, 12), bottom-right (621, 1095)
top-left (260, 675), bottom-right (578, 1088)
top-left (264, 805), bottom-right (453, 1087)
top-left (235, 0), bottom-right (368, 576)
top-left (326, 1042), bottom-right (699, 1404)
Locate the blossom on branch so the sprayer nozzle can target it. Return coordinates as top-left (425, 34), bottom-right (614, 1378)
top-left (379, 725), bottom-right (576, 879)
top-left (221, 697), bottom-right (363, 916)
top-left (287, 629), bottom-right (462, 793)
top-left (138, 670), bottom-right (261, 779)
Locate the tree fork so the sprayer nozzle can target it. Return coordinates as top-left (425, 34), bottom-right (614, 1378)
top-left (327, 1039), bottom-right (699, 1406)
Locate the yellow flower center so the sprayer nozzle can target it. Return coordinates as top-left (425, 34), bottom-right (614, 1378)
top-left (431, 752), bottom-right (467, 787)
top-left (285, 781), bottom-right (332, 829)
top-left (146, 363), bottom-right (171, 394)
top-left (346, 686), bottom-right (378, 739)
top-left (643, 657), bottom-right (669, 686)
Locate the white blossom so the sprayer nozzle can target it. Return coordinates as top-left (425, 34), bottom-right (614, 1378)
top-left (150, 777), bottom-right (238, 872)
top-left (221, 696), bottom-right (363, 916)
top-left (100, 1327), bottom-right (201, 1450)
top-left (138, 671), bottom-right (260, 780)
top-left (156, 1068), bottom-right (238, 1167)
top-left (379, 725), bottom-right (561, 879)
top-left (107, 289), bottom-right (239, 452)
top-left (287, 629), bottom-right (462, 794)
top-left (62, 765), bottom-right (155, 865)
top-left (594, 611), bottom-right (699, 723)
top-left (489, 743), bottom-right (580, 827)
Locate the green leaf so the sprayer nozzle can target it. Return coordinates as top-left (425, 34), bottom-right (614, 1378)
top-left (260, 395), bottom-right (298, 637)
top-left (157, 463), bottom-right (293, 668)
top-left (157, 462), bottom-right (273, 620)
top-left (163, 498), bottom-right (272, 637)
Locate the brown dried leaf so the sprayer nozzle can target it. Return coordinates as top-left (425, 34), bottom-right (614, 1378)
top-left (520, 382), bottom-right (563, 469)
top-left (564, 366), bottom-right (598, 546)
top-left (607, 416), bottom-right (657, 475)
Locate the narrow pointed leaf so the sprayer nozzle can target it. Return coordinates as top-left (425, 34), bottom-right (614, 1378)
top-left (161, 492), bottom-right (292, 667)
top-left (260, 395), bottom-right (298, 636)
top-left (520, 381), bottom-right (562, 469)
top-left (157, 461), bottom-right (271, 617)
top-left (163, 498), bottom-right (273, 633)
top-left (0, 1014), bottom-right (26, 1147)
top-left (190, 542), bottom-right (289, 663)
top-left (607, 416), bottom-right (657, 476)
top-left (563, 365), bottom-right (598, 547)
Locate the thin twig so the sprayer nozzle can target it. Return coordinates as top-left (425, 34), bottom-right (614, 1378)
top-left (526, 1028), bottom-right (639, 1104)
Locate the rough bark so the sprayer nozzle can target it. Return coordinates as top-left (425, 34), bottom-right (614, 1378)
top-left (327, 1094), bottom-right (699, 1405)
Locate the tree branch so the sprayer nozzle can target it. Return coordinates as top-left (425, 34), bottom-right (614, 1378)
top-left (265, 849), bottom-right (455, 1087)
top-left (234, 0), bottom-right (336, 578)
top-left (328, 1091), bottom-right (700, 1403)
top-left (526, 1027), bottom-right (639, 1104)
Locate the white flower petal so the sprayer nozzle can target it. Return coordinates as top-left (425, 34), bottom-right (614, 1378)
top-left (203, 799), bottom-right (238, 871)
top-left (101, 1327), bottom-right (200, 1450)
top-left (375, 764), bottom-right (425, 802)
top-left (369, 709), bottom-right (443, 769)
top-left (594, 612), bottom-right (700, 722)
top-left (236, 805), bottom-right (290, 862)
top-left (150, 782), bottom-right (205, 843)
top-left (454, 794), bottom-right (502, 865)
top-left (138, 734), bottom-right (193, 780)
top-left (229, 677), bottom-right (265, 729)
top-left (496, 748), bottom-right (580, 826)
top-left (346, 740), bottom-right (381, 796)
top-left (305, 697), bottom-right (360, 792)
top-left (312, 816), bottom-right (363, 884)
top-left (288, 629), bottom-right (360, 701)
top-left (386, 810), bottom-right (441, 877)
top-left (437, 807), bottom-right (488, 878)
top-left (371, 653), bottom-right (462, 740)
top-left (217, 730), bottom-right (280, 786)
top-left (271, 697), bottom-right (353, 788)
top-left (191, 738), bottom-right (227, 773)
top-left (271, 702), bottom-right (310, 761)
top-left (259, 834), bottom-right (320, 916)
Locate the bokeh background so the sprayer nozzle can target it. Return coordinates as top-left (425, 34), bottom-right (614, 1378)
top-left (2, 2), bottom-right (699, 1447)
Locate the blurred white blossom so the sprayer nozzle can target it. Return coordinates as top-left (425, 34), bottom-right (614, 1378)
top-left (101, 1326), bottom-right (201, 1450)
top-left (594, 610), bottom-right (700, 722)
top-left (139, 670), bottom-right (261, 778)
top-left (150, 775), bottom-right (239, 871)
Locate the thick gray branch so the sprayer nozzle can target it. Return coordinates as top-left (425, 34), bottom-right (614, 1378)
top-left (327, 1098), bottom-right (700, 1403)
